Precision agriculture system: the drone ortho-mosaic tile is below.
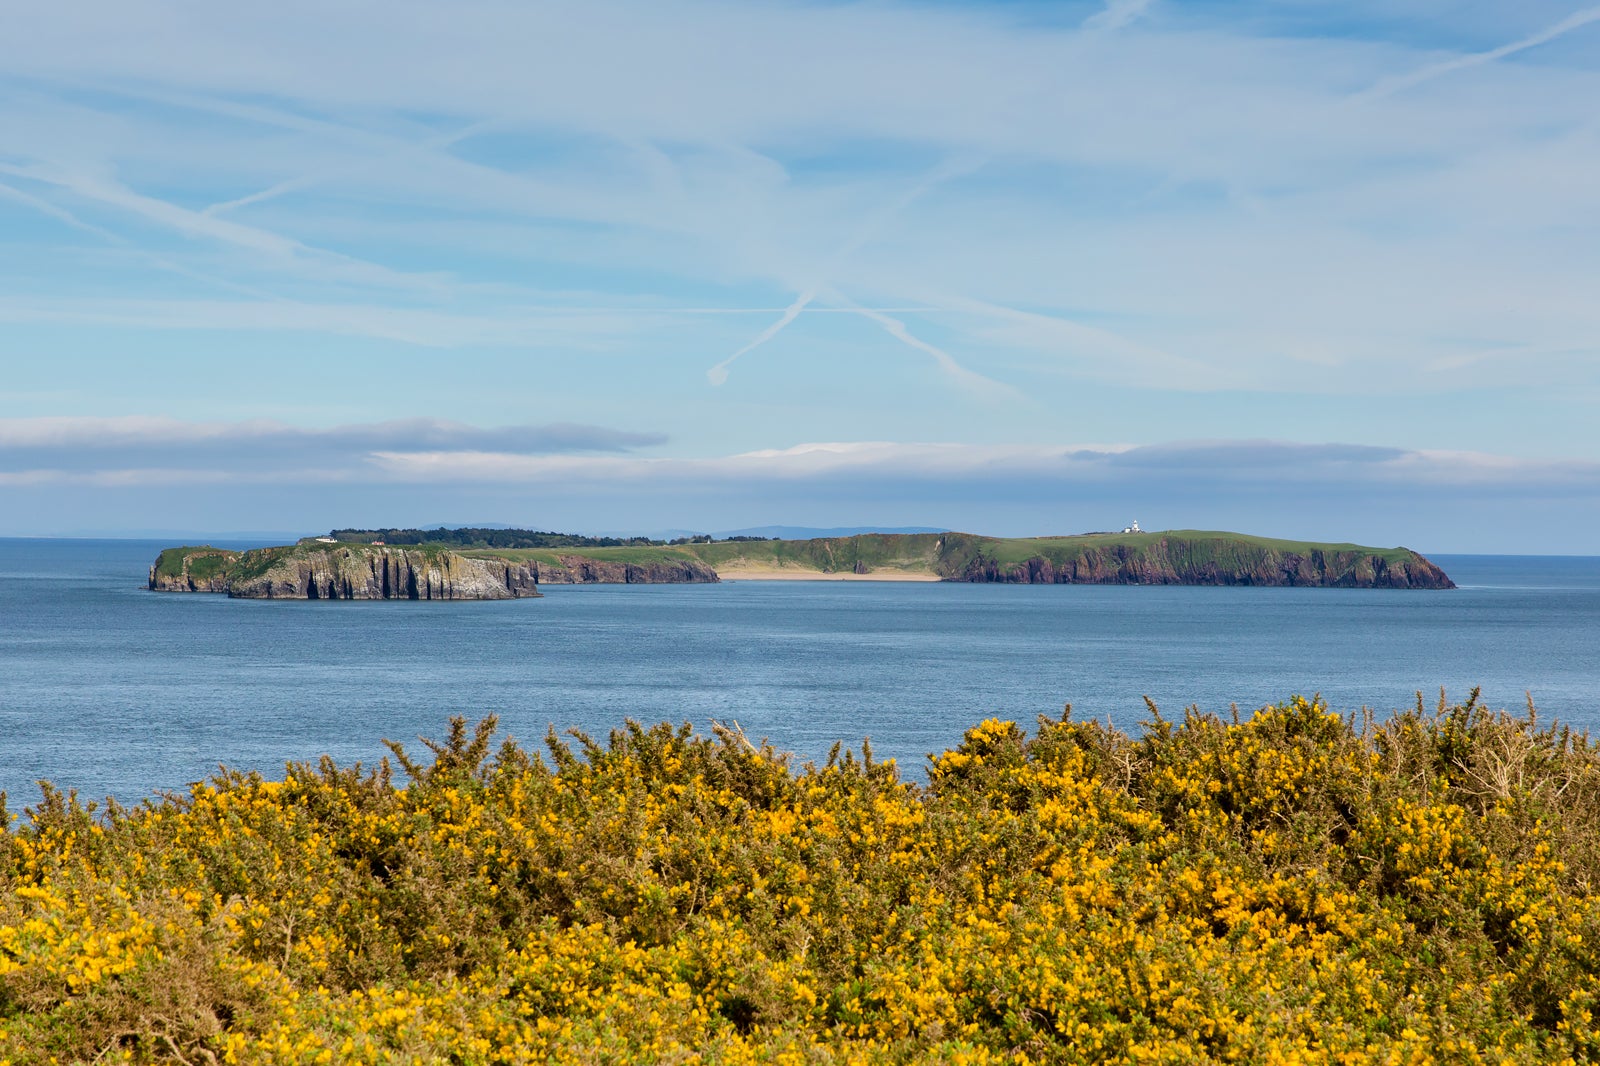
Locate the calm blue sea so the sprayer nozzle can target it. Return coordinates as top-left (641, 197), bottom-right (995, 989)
top-left (2, 538), bottom-right (1598, 807)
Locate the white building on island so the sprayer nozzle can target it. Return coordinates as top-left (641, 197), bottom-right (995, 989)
top-left (1121, 520), bottom-right (1142, 534)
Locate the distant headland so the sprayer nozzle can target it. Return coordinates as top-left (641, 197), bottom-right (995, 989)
top-left (149, 527), bottom-right (1455, 599)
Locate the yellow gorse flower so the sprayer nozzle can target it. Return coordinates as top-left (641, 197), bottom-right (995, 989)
top-left (3, 697), bottom-right (1599, 1063)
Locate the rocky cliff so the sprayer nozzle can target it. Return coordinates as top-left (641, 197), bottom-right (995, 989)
top-left (151, 545), bottom-right (543, 600)
top-left (524, 554), bottom-right (719, 584)
top-left (228, 546), bottom-right (542, 600)
top-left (149, 547), bottom-right (239, 593)
top-left (151, 530), bottom-right (1451, 594)
top-left (948, 538), bottom-right (1454, 589)
top-left (150, 542), bottom-right (721, 598)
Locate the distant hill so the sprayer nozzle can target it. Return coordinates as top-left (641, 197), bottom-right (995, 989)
top-left (324, 525), bottom-right (948, 549)
top-left (712, 525), bottom-right (947, 540)
top-left (404, 523), bottom-right (951, 541)
top-left (328, 527), bottom-right (663, 549)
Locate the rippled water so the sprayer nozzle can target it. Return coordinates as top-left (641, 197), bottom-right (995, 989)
top-left (2, 538), bottom-right (1598, 805)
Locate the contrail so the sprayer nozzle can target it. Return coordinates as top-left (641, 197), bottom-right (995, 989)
top-left (845, 300), bottom-right (1018, 399)
top-left (706, 289), bottom-right (816, 385)
top-left (0, 180), bottom-right (122, 242)
top-left (707, 156), bottom-right (983, 386)
top-left (931, 292), bottom-right (1217, 384)
top-left (825, 287), bottom-right (1016, 396)
top-left (1353, 5), bottom-right (1600, 102)
top-left (1, 161), bottom-right (447, 294)
top-left (834, 155), bottom-right (984, 261)
top-left (1084, 0), bottom-right (1154, 32)
top-left (0, 177), bottom-right (293, 301)
top-left (204, 119), bottom-right (501, 217)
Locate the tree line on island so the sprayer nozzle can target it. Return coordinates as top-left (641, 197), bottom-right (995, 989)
top-left (330, 527), bottom-right (774, 549)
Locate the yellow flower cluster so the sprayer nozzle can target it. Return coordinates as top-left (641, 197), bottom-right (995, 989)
top-left (4, 696), bottom-right (1600, 1063)
top-left (0, 883), bottom-right (157, 994)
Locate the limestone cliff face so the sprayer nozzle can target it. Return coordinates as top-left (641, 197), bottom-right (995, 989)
top-left (152, 531), bottom-right (1450, 595)
top-left (226, 547), bottom-right (542, 600)
top-left (951, 539), bottom-right (1455, 589)
top-left (150, 546), bottom-right (542, 599)
top-left (149, 548), bottom-right (238, 593)
top-left (150, 565), bottom-right (232, 593)
top-left (148, 543), bottom-right (720, 598)
top-left (525, 555), bottom-right (720, 585)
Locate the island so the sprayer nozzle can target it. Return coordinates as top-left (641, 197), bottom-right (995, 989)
top-left (150, 542), bottom-right (549, 600)
top-left (150, 528), bottom-right (1454, 598)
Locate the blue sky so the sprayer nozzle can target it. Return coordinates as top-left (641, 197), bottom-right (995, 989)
top-left (2, 0), bottom-right (1598, 551)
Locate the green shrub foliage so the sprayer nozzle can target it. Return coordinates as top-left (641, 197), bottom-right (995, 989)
top-left (3, 692), bottom-right (1598, 1063)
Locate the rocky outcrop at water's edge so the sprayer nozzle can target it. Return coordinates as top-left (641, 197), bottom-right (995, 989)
top-left (150, 543), bottom-right (722, 599)
top-left (950, 540), bottom-right (1454, 589)
top-left (148, 548), bottom-right (234, 593)
top-left (234, 547), bottom-right (542, 600)
top-left (150, 545), bottom-right (545, 600)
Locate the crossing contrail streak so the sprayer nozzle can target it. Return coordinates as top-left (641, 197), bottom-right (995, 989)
top-left (706, 156), bottom-right (982, 386)
top-left (706, 290), bottom-right (816, 385)
top-left (203, 120), bottom-right (501, 216)
top-left (0, 181), bottom-right (121, 241)
top-left (847, 303), bottom-right (1018, 399)
top-left (1084, 0), bottom-right (1154, 32)
top-left (1353, 5), bottom-right (1600, 102)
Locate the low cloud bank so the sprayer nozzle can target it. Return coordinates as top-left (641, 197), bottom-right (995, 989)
top-left (0, 416), bottom-right (667, 481)
top-left (364, 439), bottom-right (1600, 494)
top-left (3, 419), bottom-right (1598, 552)
top-left (2, 419), bottom-right (1595, 494)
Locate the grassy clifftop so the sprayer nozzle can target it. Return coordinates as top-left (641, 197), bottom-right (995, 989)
top-left (152, 531), bottom-right (1454, 590)
top-left (926, 530), bottom-right (1450, 588)
top-left (463, 529), bottom-right (1451, 588)
top-left (948, 529), bottom-right (1418, 568)
top-left (149, 546), bottom-right (239, 592)
top-left (460, 532), bottom-right (947, 578)
top-left (690, 532), bottom-right (945, 575)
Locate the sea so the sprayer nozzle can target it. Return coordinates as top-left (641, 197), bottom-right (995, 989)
top-left (2, 538), bottom-right (1598, 808)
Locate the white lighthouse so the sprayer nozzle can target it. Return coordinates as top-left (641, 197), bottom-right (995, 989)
top-left (1121, 520), bottom-right (1142, 534)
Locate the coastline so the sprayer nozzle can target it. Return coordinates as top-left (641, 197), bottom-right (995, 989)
top-left (148, 530), bottom-right (1456, 592)
top-left (716, 566), bottom-right (941, 582)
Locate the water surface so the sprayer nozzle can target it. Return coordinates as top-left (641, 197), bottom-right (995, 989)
top-left (2, 539), bottom-right (1596, 805)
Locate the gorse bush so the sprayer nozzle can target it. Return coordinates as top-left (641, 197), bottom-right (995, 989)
top-left (4, 693), bottom-right (1600, 1063)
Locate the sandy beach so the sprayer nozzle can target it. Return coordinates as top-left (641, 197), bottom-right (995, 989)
top-left (716, 567), bottom-right (941, 582)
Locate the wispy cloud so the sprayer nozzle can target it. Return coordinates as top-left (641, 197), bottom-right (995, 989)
top-left (0, 179), bottom-right (122, 241)
top-left (707, 156), bottom-right (982, 384)
top-left (1, 1), bottom-right (1598, 465)
top-left (707, 289), bottom-right (816, 385)
top-left (0, 416), bottom-right (667, 478)
top-left (1353, 5), bottom-right (1600, 102)
top-left (1084, 0), bottom-right (1155, 33)
top-left (202, 118), bottom-right (505, 218)
top-left (360, 438), bottom-right (1600, 493)
top-left (0, 161), bottom-right (448, 293)
top-left (6, 428), bottom-right (1598, 551)
top-left (930, 294), bottom-right (1218, 388)
top-left (9, 417), bottom-right (1586, 496)
top-left (851, 307), bottom-right (1006, 395)
top-left (824, 291), bottom-right (1018, 398)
